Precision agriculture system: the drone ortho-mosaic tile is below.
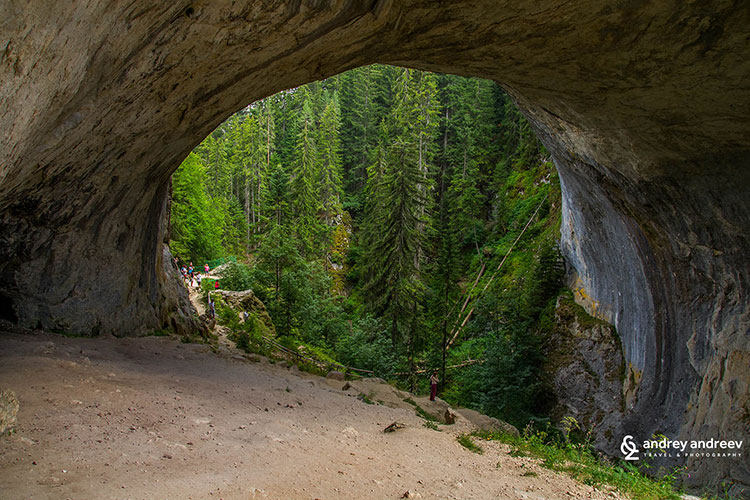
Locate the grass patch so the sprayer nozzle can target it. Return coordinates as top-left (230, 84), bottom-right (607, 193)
top-left (402, 397), bottom-right (439, 423)
top-left (404, 398), bottom-right (438, 424)
top-left (422, 421), bottom-right (441, 431)
top-left (147, 329), bottom-right (171, 337)
top-left (474, 426), bottom-right (686, 500)
top-left (415, 405), bottom-right (438, 423)
top-left (457, 434), bottom-right (483, 454)
top-left (297, 361), bottom-right (327, 377)
top-left (357, 392), bottom-right (375, 405)
top-left (180, 333), bottom-right (205, 344)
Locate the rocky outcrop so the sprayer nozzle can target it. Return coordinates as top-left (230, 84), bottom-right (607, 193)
top-left (452, 408), bottom-right (520, 438)
top-left (0, 388), bottom-right (19, 435)
top-left (544, 294), bottom-right (625, 453)
top-left (160, 245), bottom-right (205, 337)
top-left (213, 289), bottom-right (275, 336)
top-left (1, 1), bottom-right (748, 494)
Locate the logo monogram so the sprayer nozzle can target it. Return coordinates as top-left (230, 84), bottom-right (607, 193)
top-left (621, 435), bottom-right (640, 461)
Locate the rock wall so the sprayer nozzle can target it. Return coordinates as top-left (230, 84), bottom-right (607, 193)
top-left (544, 294), bottom-right (625, 455)
top-left (1, 0), bottom-right (748, 493)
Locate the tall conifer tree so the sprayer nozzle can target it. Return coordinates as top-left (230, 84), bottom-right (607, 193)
top-left (290, 92), bottom-right (321, 254)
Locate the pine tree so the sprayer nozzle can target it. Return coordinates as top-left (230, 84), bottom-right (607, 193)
top-left (169, 152), bottom-right (225, 263)
top-left (340, 65), bottom-right (382, 212)
top-left (361, 68), bottom-right (437, 359)
top-left (318, 92), bottom-right (344, 225)
top-left (289, 92), bottom-right (321, 255)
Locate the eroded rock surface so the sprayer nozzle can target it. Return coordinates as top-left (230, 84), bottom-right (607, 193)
top-left (0, 388), bottom-right (19, 435)
top-left (1, 1), bottom-right (748, 493)
top-left (213, 289), bottom-right (276, 335)
top-left (544, 294), bottom-right (625, 454)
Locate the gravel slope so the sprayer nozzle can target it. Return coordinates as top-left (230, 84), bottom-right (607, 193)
top-left (0, 330), bottom-right (629, 500)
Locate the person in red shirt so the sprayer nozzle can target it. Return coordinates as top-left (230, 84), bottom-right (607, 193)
top-left (429, 371), bottom-right (439, 401)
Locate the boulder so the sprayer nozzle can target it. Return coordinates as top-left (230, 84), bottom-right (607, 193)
top-left (444, 409), bottom-right (457, 425)
top-left (362, 377), bottom-right (386, 384)
top-left (213, 290), bottom-right (275, 335)
top-left (454, 408), bottom-right (520, 437)
top-left (341, 381), bottom-right (362, 393)
top-left (0, 389), bottom-right (19, 435)
top-left (410, 396), bottom-right (459, 425)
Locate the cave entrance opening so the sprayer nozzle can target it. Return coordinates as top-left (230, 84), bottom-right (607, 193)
top-left (1, 2), bottom-right (746, 493)
top-left (170, 63), bottom-right (571, 427)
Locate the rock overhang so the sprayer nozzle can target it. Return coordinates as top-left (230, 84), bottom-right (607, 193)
top-left (1, 1), bottom-right (748, 494)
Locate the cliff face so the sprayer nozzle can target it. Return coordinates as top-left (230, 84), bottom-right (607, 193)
top-left (544, 294), bottom-right (625, 455)
top-left (1, 1), bottom-right (748, 493)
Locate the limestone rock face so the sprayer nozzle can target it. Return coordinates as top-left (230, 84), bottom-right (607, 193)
top-left (544, 295), bottom-right (626, 454)
top-left (161, 245), bottom-right (205, 337)
top-left (1, 0), bottom-right (748, 493)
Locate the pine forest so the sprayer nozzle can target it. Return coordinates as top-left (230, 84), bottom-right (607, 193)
top-left (169, 65), bottom-right (565, 427)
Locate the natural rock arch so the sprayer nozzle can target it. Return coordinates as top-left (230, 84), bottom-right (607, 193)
top-left (1, 1), bottom-right (748, 493)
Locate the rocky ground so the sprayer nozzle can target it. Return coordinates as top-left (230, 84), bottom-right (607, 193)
top-left (0, 329), bottom-right (633, 500)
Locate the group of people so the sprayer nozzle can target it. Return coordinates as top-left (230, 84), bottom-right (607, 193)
top-left (173, 259), bottom-right (213, 289)
top-left (172, 257), bottom-right (221, 319)
top-left (181, 262), bottom-right (203, 288)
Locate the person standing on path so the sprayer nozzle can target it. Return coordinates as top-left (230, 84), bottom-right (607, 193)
top-left (429, 371), bottom-right (439, 401)
top-left (207, 295), bottom-right (216, 319)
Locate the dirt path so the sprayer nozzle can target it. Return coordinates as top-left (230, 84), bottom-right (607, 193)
top-left (188, 285), bottom-right (205, 316)
top-left (0, 330), bottom-right (629, 500)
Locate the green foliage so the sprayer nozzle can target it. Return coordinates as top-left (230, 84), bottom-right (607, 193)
top-left (175, 64), bottom-right (564, 404)
top-left (219, 261), bottom-right (256, 291)
top-left (230, 313), bottom-right (272, 357)
top-left (414, 404), bottom-right (439, 423)
top-left (318, 92), bottom-right (344, 224)
top-left (290, 93), bottom-right (323, 254)
top-left (357, 392), bottom-right (375, 405)
top-left (335, 315), bottom-right (398, 375)
top-left (170, 152), bottom-right (225, 263)
top-left (176, 66), bottom-right (571, 446)
top-left (475, 427), bottom-right (685, 500)
top-left (457, 434), bottom-right (484, 454)
top-left (422, 421), bottom-right (441, 431)
top-left (358, 69), bottom-right (439, 371)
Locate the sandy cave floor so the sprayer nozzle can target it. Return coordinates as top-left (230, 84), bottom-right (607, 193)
top-left (0, 330), bottom-right (630, 500)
